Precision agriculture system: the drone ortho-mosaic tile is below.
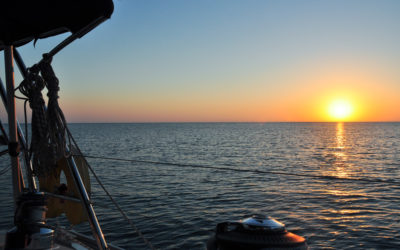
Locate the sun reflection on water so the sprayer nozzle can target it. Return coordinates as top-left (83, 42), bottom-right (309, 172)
top-left (333, 122), bottom-right (348, 178)
top-left (336, 122), bottom-right (345, 149)
top-left (316, 123), bottom-right (373, 223)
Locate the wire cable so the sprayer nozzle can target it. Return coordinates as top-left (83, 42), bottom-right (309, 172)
top-left (65, 127), bottom-right (156, 250)
top-left (76, 154), bottom-right (400, 186)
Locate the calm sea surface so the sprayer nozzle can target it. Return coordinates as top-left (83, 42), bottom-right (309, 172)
top-left (1, 122), bottom-right (400, 249)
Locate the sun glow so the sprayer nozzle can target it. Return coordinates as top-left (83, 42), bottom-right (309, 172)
top-left (328, 99), bottom-right (354, 121)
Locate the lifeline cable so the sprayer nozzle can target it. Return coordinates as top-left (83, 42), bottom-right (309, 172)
top-left (75, 154), bottom-right (400, 187)
top-left (11, 54), bottom-right (155, 249)
top-left (65, 127), bottom-right (156, 250)
top-left (91, 199), bottom-right (172, 229)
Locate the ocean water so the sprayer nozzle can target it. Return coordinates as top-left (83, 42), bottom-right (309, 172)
top-left (1, 122), bottom-right (400, 249)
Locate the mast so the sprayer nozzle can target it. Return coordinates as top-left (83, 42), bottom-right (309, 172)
top-left (4, 46), bottom-right (24, 208)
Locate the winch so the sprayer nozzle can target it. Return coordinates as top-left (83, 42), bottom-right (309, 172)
top-left (207, 214), bottom-right (308, 250)
top-left (4, 192), bottom-right (54, 249)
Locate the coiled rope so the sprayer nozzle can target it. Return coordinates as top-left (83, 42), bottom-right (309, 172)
top-left (17, 54), bottom-right (69, 177)
top-left (73, 154), bottom-right (400, 186)
top-left (16, 55), bottom-right (154, 249)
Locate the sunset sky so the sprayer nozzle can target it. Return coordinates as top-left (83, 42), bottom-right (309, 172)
top-left (1, 0), bottom-right (400, 122)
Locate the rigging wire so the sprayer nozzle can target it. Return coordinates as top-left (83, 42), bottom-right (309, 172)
top-left (13, 56), bottom-right (155, 249)
top-left (75, 154), bottom-right (400, 187)
top-left (23, 99), bottom-right (29, 151)
top-left (65, 127), bottom-right (156, 250)
top-left (13, 85), bottom-right (30, 156)
top-left (91, 198), bottom-right (172, 231)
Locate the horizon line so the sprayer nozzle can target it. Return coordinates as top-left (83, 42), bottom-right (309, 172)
top-left (3, 120), bottom-right (400, 125)
top-left (11, 121), bottom-right (399, 124)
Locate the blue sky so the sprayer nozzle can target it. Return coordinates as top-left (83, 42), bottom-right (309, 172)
top-left (1, 0), bottom-right (400, 122)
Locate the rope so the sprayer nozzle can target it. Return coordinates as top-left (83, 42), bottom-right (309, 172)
top-left (16, 54), bottom-right (69, 177)
top-left (18, 63), bottom-right (51, 176)
top-left (16, 55), bottom-right (155, 249)
top-left (65, 128), bottom-right (156, 250)
top-left (39, 54), bottom-right (70, 160)
top-left (75, 154), bottom-right (400, 186)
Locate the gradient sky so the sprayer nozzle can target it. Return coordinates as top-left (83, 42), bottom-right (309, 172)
top-left (1, 0), bottom-right (400, 122)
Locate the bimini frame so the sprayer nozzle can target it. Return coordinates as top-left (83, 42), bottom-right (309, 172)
top-left (0, 18), bottom-right (110, 250)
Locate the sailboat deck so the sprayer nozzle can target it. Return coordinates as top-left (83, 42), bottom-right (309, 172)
top-left (0, 230), bottom-right (124, 250)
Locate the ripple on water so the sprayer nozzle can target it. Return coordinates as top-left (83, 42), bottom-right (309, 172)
top-left (0, 123), bottom-right (400, 249)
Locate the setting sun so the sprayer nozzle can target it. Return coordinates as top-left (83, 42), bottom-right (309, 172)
top-left (328, 99), bottom-right (354, 121)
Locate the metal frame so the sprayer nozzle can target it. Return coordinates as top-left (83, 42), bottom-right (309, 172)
top-left (0, 71), bottom-right (36, 191)
top-left (44, 17), bottom-right (105, 59)
top-left (67, 153), bottom-right (108, 249)
top-left (2, 16), bottom-right (111, 249)
top-left (4, 46), bottom-right (24, 208)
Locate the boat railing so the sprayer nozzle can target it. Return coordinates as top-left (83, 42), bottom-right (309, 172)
top-left (0, 2), bottom-right (114, 248)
